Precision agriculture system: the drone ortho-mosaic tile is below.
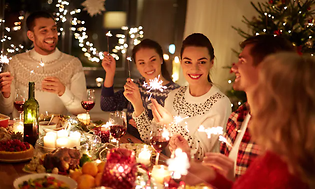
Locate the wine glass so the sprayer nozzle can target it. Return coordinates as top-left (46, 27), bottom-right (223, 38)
top-left (150, 122), bottom-right (170, 165)
top-left (81, 89), bottom-right (95, 115)
top-left (14, 88), bottom-right (26, 120)
top-left (108, 111), bottom-right (127, 148)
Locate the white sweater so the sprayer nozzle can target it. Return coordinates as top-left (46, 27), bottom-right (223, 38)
top-left (134, 85), bottom-right (232, 159)
top-left (0, 48), bottom-right (87, 117)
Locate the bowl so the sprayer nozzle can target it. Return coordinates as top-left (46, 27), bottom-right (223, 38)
top-left (0, 113), bottom-right (10, 128)
top-left (13, 173), bottom-right (77, 189)
top-left (39, 121), bottom-right (57, 136)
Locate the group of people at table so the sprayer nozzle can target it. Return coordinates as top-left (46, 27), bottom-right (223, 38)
top-left (0, 10), bottom-right (314, 189)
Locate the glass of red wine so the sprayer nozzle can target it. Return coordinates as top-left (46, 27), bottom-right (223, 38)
top-left (81, 89), bottom-right (95, 115)
top-left (109, 111), bottom-right (127, 148)
top-left (14, 88), bottom-right (26, 120)
top-left (150, 122), bottom-right (170, 165)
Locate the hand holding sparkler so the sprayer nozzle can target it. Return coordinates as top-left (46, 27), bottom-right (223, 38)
top-left (202, 152), bottom-right (235, 181)
top-left (169, 134), bottom-right (190, 156)
top-left (0, 72), bottom-right (13, 97)
top-left (105, 31), bottom-right (112, 54)
top-left (123, 78), bottom-right (144, 116)
top-left (151, 98), bottom-right (174, 125)
top-left (142, 75), bottom-right (167, 100)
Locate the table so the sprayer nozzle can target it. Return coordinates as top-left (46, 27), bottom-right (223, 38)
top-left (0, 133), bottom-right (147, 189)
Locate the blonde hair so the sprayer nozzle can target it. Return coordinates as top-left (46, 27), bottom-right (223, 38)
top-left (251, 52), bottom-right (315, 187)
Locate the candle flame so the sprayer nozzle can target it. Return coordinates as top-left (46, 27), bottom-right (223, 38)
top-left (143, 75), bottom-right (167, 100)
top-left (118, 165), bottom-right (124, 173)
top-left (167, 148), bottom-right (190, 179)
top-left (106, 31), bottom-right (113, 37)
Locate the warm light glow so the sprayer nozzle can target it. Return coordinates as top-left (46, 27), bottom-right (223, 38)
top-left (167, 148), bottom-right (190, 179)
top-left (143, 75), bottom-right (167, 100)
top-left (162, 128), bottom-right (170, 140)
top-left (163, 54), bottom-right (169, 60)
top-left (198, 125), bottom-right (223, 138)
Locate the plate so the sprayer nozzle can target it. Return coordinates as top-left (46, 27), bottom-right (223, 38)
top-left (13, 173), bottom-right (77, 189)
top-left (0, 156), bottom-right (32, 163)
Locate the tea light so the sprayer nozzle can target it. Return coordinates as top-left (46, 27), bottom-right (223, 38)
top-left (77, 113), bottom-right (90, 125)
top-left (57, 130), bottom-right (68, 138)
top-left (69, 131), bottom-right (81, 148)
top-left (13, 121), bottom-right (24, 134)
top-left (44, 135), bottom-right (56, 148)
top-left (137, 145), bottom-right (151, 165)
top-left (56, 138), bottom-right (69, 148)
top-left (151, 165), bottom-right (170, 184)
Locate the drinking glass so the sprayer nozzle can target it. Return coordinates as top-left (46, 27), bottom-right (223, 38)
top-left (108, 111), bottom-right (127, 148)
top-left (150, 122), bottom-right (170, 165)
top-left (14, 88), bottom-right (26, 120)
top-left (81, 89), bottom-right (95, 115)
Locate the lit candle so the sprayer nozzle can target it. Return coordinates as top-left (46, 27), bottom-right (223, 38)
top-left (46, 131), bottom-right (57, 138)
top-left (57, 130), bottom-right (68, 138)
top-left (13, 121), bottom-right (24, 134)
top-left (69, 131), bottom-right (81, 148)
top-left (137, 145), bottom-right (151, 165)
top-left (77, 113), bottom-right (90, 125)
top-left (56, 138), bottom-right (69, 148)
top-left (44, 135), bottom-right (56, 148)
top-left (151, 165), bottom-right (170, 184)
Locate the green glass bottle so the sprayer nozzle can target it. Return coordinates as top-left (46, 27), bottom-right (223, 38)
top-left (23, 82), bottom-right (39, 147)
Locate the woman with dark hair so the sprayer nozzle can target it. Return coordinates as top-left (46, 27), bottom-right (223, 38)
top-left (134, 33), bottom-right (231, 159)
top-left (100, 39), bottom-right (179, 139)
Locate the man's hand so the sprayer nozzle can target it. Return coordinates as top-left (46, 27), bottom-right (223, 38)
top-left (151, 98), bottom-right (173, 125)
top-left (202, 152), bottom-right (235, 181)
top-left (0, 72), bottom-right (13, 98)
top-left (42, 77), bottom-right (66, 96)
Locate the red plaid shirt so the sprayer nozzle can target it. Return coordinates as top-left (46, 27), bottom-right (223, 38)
top-left (220, 103), bottom-right (262, 178)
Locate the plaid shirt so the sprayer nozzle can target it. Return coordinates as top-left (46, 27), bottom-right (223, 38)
top-left (220, 103), bottom-right (262, 178)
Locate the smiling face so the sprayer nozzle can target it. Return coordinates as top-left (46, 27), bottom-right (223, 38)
top-left (135, 48), bottom-right (163, 81)
top-left (232, 44), bottom-right (259, 92)
top-left (27, 17), bottom-right (58, 55)
top-left (181, 46), bottom-right (213, 86)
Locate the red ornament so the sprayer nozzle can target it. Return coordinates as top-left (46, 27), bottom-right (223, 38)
top-left (308, 7), bottom-right (311, 10)
top-left (297, 46), bottom-right (303, 55)
top-left (269, 0), bottom-right (274, 4)
top-left (308, 19), bottom-right (313, 23)
top-left (273, 30), bottom-right (282, 36)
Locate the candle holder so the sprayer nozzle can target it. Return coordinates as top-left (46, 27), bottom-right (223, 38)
top-left (93, 126), bottom-right (110, 143)
top-left (164, 176), bottom-right (186, 189)
top-left (101, 148), bottom-right (151, 189)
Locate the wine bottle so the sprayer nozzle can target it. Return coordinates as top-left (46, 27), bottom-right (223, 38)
top-left (23, 82), bottom-right (39, 147)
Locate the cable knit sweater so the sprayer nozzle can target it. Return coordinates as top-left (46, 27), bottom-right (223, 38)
top-left (0, 48), bottom-right (87, 117)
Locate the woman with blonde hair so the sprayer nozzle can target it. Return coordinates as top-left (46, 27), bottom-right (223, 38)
top-left (185, 52), bottom-right (314, 188)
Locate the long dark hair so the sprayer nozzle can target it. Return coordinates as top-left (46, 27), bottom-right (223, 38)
top-left (180, 33), bottom-right (215, 83)
top-left (132, 39), bottom-right (172, 81)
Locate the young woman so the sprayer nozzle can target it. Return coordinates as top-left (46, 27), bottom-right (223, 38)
top-left (100, 39), bottom-right (179, 139)
top-left (185, 53), bottom-right (314, 189)
top-left (133, 33), bottom-right (232, 159)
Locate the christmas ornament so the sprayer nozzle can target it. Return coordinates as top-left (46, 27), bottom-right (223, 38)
top-left (81, 0), bottom-right (106, 17)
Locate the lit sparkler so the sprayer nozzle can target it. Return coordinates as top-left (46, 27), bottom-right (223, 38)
top-left (219, 135), bottom-right (232, 148)
top-left (143, 75), bottom-right (167, 100)
top-left (105, 31), bottom-right (112, 54)
top-left (173, 115), bottom-right (189, 124)
top-left (126, 56), bottom-right (132, 78)
top-left (198, 125), bottom-right (223, 138)
top-left (167, 148), bottom-right (190, 179)
top-left (0, 54), bottom-right (9, 73)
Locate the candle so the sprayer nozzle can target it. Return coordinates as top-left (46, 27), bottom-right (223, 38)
top-left (77, 113), bottom-right (90, 125)
top-left (69, 131), bottom-right (81, 148)
top-left (151, 165), bottom-right (170, 184)
top-left (13, 121), bottom-right (24, 134)
top-left (46, 131), bottom-right (57, 138)
top-left (57, 130), bottom-right (68, 138)
top-left (44, 135), bottom-right (56, 148)
top-left (137, 145), bottom-right (151, 165)
top-left (56, 138), bottom-right (69, 148)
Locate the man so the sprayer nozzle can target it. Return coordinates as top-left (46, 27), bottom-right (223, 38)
top-left (0, 11), bottom-right (86, 117)
top-left (202, 34), bottom-right (295, 181)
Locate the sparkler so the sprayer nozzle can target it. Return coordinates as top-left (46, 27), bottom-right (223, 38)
top-left (173, 115), bottom-right (189, 124)
top-left (143, 75), bottom-right (167, 100)
top-left (219, 135), bottom-right (232, 148)
top-left (0, 54), bottom-right (9, 73)
top-left (167, 148), bottom-right (190, 179)
top-left (198, 125), bottom-right (233, 148)
top-left (39, 58), bottom-right (45, 73)
top-left (105, 31), bottom-right (112, 54)
top-left (126, 56), bottom-right (132, 78)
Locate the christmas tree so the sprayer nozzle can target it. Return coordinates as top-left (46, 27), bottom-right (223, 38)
top-left (228, 0), bottom-right (315, 110)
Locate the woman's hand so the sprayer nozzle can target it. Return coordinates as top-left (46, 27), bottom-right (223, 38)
top-left (123, 78), bottom-right (144, 116)
top-left (169, 134), bottom-right (190, 155)
top-left (151, 98), bottom-right (173, 125)
top-left (101, 52), bottom-right (116, 74)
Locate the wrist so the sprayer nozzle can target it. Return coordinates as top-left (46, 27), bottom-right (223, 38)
top-left (2, 92), bottom-right (10, 98)
top-left (133, 104), bottom-right (144, 117)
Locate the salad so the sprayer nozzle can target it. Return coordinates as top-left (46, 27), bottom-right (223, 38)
top-left (18, 176), bottom-right (70, 189)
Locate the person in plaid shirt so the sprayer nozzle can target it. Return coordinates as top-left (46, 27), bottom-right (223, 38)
top-left (202, 34), bottom-right (295, 181)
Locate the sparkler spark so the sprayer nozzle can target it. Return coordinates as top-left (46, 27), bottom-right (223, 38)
top-left (167, 148), bottom-right (190, 179)
top-left (0, 55), bottom-right (9, 64)
top-left (219, 135), bottom-right (232, 148)
top-left (198, 125), bottom-right (223, 138)
top-left (126, 56), bottom-right (132, 78)
top-left (143, 75), bottom-right (167, 100)
top-left (173, 115), bottom-right (189, 124)
top-left (105, 31), bottom-right (112, 54)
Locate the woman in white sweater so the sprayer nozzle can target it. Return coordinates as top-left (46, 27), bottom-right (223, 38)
top-left (133, 33), bottom-right (231, 159)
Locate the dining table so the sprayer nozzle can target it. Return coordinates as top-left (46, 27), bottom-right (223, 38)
top-left (0, 133), bottom-right (151, 189)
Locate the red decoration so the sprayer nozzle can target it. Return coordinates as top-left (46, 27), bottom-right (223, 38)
top-left (269, 0), bottom-right (274, 4)
top-left (273, 30), bottom-right (282, 36)
top-left (297, 46), bottom-right (303, 55)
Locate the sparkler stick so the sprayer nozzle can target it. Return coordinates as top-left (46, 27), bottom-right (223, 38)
top-left (105, 31), bottom-right (112, 54)
top-left (143, 75), bottom-right (167, 100)
top-left (126, 56), bottom-right (132, 78)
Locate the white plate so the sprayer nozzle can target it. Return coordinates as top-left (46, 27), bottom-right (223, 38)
top-left (13, 173), bottom-right (77, 189)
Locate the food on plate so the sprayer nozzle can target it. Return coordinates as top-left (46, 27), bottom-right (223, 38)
top-left (0, 139), bottom-right (34, 161)
top-left (82, 162), bottom-right (98, 177)
top-left (0, 127), bottom-right (11, 141)
top-left (77, 174), bottom-right (95, 189)
top-left (18, 175), bottom-right (70, 189)
top-left (79, 153), bottom-right (91, 167)
top-left (43, 148), bottom-right (81, 173)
